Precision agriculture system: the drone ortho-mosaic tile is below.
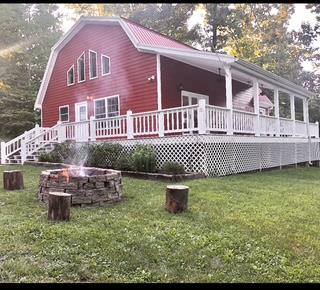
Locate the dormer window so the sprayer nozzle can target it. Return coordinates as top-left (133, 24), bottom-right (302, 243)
top-left (101, 54), bottom-right (110, 76)
top-left (67, 65), bottom-right (74, 86)
top-left (89, 50), bottom-right (98, 79)
top-left (77, 52), bottom-right (85, 83)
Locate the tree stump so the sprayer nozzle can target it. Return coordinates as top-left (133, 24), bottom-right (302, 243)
top-left (48, 192), bottom-right (71, 222)
top-left (165, 185), bottom-right (189, 213)
top-left (3, 170), bottom-right (24, 190)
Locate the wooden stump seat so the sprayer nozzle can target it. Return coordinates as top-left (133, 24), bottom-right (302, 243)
top-left (3, 170), bottom-right (24, 190)
top-left (48, 192), bottom-right (71, 222)
top-left (165, 185), bottom-right (189, 213)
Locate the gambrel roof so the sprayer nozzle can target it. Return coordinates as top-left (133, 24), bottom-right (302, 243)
top-left (35, 16), bottom-right (314, 110)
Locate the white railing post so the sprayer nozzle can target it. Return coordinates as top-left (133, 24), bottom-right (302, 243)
top-left (90, 116), bottom-right (96, 141)
top-left (224, 64), bottom-right (233, 135)
top-left (56, 121), bottom-right (63, 143)
top-left (316, 121), bottom-right (319, 138)
top-left (20, 132), bottom-right (27, 165)
top-left (34, 123), bottom-right (40, 146)
top-left (158, 111), bottom-right (164, 137)
top-left (274, 89), bottom-right (280, 136)
top-left (127, 110), bottom-right (134, 139)
top-left (198, 99), bottom-right (206, 134)
top-left (253, 78), bottom-right (260, 136)
top-left (303, 98), bottom-right (308, 138)
top-left (1, 141), bottom-right (6, 164)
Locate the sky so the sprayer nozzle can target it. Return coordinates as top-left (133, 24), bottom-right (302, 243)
top-left (58, 4), bottom-right (318, 70)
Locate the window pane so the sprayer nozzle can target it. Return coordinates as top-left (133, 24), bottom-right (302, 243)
top-left (79, 106), bottom-right (87, 121)
top-left (60, 107), bottom-right (69, 122)
top-left (107, 97), bottom-right (119, 117)
top-left (102, 56), bottom-right (110, 75)
top-left (78, 54), bottom-right (85, 81)
top-left (95, 99), bottom-right (106, 119)
top-left (68, 67), bottom-right (74, 84)
top-left (90, 51), bottom-right (97, 78)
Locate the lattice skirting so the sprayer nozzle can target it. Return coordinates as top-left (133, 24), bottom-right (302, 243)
top-left (77, 135), bottom-right (320, 177)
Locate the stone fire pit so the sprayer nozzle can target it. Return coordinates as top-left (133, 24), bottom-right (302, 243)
top-left (38, 167), bottom-right (123, 207)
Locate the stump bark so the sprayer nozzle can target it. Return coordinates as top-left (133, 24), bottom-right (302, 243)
top-left (165, 185), bottom-right (189, 213)
top-left (3, 170), bottom-right (24, 190)
top-left (48, 192), bottom-right (71, 222)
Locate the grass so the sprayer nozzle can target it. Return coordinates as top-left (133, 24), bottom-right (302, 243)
top-left (0, 165), bottom-right (320, 282)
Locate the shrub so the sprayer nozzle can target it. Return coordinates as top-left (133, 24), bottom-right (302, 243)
top-left (114, 153), bottom-right (134, 171)
top-left (161, 161), bottom-right (185, 175)
top-left (131, 145), bottom-right (156, 172)
top-left (38, 151), bottom-right (63, 163)
top-left (86, 143), bottom-right (122, 168)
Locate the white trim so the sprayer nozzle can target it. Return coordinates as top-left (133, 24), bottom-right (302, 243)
top-left (59, 105), bottom-right (69, 122)
top-left (67, 64), bottom-right (75, 86)
top-left (75, 101), bottom-right (88, 122)
top-left (101, 54), bottom-right (111, 76)
top-left (89, 50), bottom-right (98, 80)
top-left (77, 51), bottom-right (86, 83)
top-left (93, 94), bottom-right (120, 118)
top-left (156, 54), bottom-right (162, 110)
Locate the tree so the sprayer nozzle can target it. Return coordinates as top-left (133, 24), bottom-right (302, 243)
top-left (0, 4), bottom-right (63, 139)
top-left (66, 3), bottom-right (200, 46)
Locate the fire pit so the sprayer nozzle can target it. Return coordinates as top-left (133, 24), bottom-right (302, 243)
top-left (38, 167), bottom-right (123, 207)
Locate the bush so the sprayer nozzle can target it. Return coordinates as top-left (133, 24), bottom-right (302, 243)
top-left (161, 161), bottom-right (185, 175)
top-left (114, 153), bottom-right (134, 171)
top-left (86, 143), bottom-right (122, 168)
top-left (131, 145), bottom-right (156, 173)
top-left (38, 151), bottom-right (63, 163)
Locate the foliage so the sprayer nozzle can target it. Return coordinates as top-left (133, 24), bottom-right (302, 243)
top-left (131, 145), bottom-right (156, 173)
top-left (1, 165), bottom-right (320, 282)
top-left (114, 153), bottom-right (134, 171)
top-left (0, 4), bottom-right (62, 139)
top-left (86, 143), bottom-right (123, 169)
top-left (161, 161), bottom-right (186, 175)
top-left (38, 151), bottom-right (63, 163)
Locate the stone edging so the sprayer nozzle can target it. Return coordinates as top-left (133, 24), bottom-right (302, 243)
top-left (24, 161), bottom-right (206, 182)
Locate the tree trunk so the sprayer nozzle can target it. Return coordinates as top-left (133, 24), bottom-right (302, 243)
top-left (48, 192), bottom-right (71, 222)
top-left (3, 170), bottom-right (24, 190)
top-left (165, 185), bottom-right (189, 213)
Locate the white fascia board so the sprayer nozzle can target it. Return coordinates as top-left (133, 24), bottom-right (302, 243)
top-left (137, 45), bottom-right (236, 64)
top-left (233, 60), bottom-right (314, 98)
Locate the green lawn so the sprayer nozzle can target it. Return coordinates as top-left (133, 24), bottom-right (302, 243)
top-left (0, 165), bottom-right (320, 282)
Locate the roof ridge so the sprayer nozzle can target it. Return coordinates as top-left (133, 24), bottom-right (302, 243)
top-left (120, 16), bottom-right (198, 51)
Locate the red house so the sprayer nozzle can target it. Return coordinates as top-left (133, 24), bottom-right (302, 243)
top-left (1, 16), bottom-right (319, 175)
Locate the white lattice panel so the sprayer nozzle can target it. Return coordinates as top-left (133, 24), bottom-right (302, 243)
top-left (84, 135), bottom-right (320, 177)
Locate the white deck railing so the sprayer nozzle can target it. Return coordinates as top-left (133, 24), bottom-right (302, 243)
top-left (1, 102), bottom-right (319, 164)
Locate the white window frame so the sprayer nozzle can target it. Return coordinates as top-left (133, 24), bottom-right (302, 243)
top-left (77, 51), bottom-right (86, 83)
top-left (89, 50), bottom-right (98, 80)
top-left (94, 95), bottom-right (120, 119)
top-left (67, 65), bottom-right (75, 86)
top-left (101, 54), bottom-right (111, 76)
top-left (181, 90), bottom-right (209, 106)
top-left (59, 105), bottom-right (69, 122)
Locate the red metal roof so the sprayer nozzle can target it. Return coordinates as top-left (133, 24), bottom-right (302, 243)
top-left (121, 17), bottom-right (196, 51)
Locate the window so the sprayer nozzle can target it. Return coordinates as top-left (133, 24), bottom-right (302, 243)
top-left (59, 106), bottom-right (69, 122)
top-left (77, 52), bottom-right (85, 82)
top-left (101, 54), bottom-right (110, 76)
top-left (67, 65), bottom-right (74, 86)
top-left (94, 96), bottom-right (119, 119)
top-left (89, 50), bottom-right (97, 79)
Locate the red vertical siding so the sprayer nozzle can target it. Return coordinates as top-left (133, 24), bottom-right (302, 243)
top-left (160, 56), bottom-right (252, 110)
top-left (42, 24), bottom-right (158, 127)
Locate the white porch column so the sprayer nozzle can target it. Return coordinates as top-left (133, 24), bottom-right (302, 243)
top-left (274, 89), bottom-right (280, 136)
top-left (198, 99), bottom-right (206, 134)
top-left (89, 116), bottom-right (96, 141)
top-left (127, 110), bottom-right (134, 139)
top-left (252, 78), bottom-right (260, 136)
top-left (20, 131), bottom-right (27, 165)
top-left (290, 94), bottom-right (296, 136)
top-left (303, 98), bottom-right (309, 138)
top-left (224, 64), bottom-right (233, 135)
